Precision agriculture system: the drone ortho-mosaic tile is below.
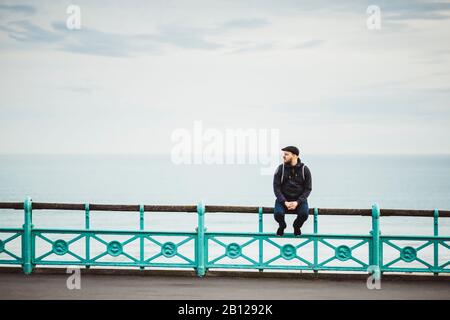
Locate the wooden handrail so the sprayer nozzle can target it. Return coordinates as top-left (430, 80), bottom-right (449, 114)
top-left (0, 201), bottom-right (448, 217)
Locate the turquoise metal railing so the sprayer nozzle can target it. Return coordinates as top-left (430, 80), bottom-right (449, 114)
top-left (0, 197), bottom-right (448, 277)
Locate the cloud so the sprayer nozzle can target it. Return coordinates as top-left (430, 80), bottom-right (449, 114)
top-left (0, 4), bottom-right (36, 15)
top-left (1, 1), bottom-right (449, 155)
top-left (0, 15), bottom-right (276, 57)
top-left (241, 0), bottom-right (450, 21)
top-left (51, 21), bottom-right (161, 57)
top-left (382, 1), bottom-right (450, 21)
top-left (220, 18), bottom-right (269, 30)
top-left (227, 38), bottom-right (323, 55)
top-left (0, 3), bottom-right (447, 61)
top-left (151, 24), bottom-right (223, 50)
top-left (271, 86), bottom-right (450, 123)
top-left (292, 39), bottom-right (324, 50)
top-left (0, 19), bottom-right (225, 57)
top-left (229, 41), bottom-right (275, 54)
top-left (0, 20), bottom-right (63, 43)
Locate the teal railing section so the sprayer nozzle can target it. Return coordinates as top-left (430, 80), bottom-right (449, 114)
top-left (0, 197), bottom-right (449, 277)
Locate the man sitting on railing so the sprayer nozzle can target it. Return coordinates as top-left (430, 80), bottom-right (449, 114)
top-left (273, 146), bottom-right (312, 236)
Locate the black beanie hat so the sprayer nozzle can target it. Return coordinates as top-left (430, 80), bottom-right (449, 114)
top-left (281, 146), bottom-right (299, 156)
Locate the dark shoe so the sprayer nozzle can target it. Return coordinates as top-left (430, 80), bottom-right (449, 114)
top-left (276, 226), bottom-right (285, 236)
top-left (294, 226), bottom-right (301, 236)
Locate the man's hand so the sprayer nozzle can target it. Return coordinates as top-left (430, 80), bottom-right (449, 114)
top-left (284, 201), bottom-right (298, 210)
top-left (289, 201), bottom-right (298, 210)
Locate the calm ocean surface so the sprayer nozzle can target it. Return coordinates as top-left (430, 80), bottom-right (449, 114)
top-left (0, 154), bottom-right (449, 269)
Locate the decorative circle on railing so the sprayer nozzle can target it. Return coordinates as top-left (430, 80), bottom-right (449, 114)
top-left (335, 245), bottom-right (352, 261)
top-left (107, 241), bottom-right (123, 257)
top-left (226, 243), bottom-right (242, 259)
top-left (0, 240), bottom-right (4, 253)
top-left (281, 244), bottom-right (297, 260)
top-left (52, 239), bottom-right (69, 255)
top-left (161, 242), bottom-right (177, 258)
top-left (400, 246), bottom-right (417, 262)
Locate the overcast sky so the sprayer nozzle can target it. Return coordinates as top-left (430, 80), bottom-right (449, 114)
top-left (1, 0), bottom-right (449, 155)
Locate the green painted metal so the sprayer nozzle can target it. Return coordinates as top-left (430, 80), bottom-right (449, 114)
top-left (85, 203), bottom-right (90, 268)
top-left (0, 228), bottom-right (22, 265)
top-left (0, 197), bottom-right (448, 276)
top-left (139, 204), bottom-right (145, 270)
top-left (31, 229), bottom-right (197, 268)
top-left (313, 207), bottom-right (318, 273)
top-left (205, 232), bottom-right (371, 272)
top-left (371, 203), bottom-right (381, 280)
top-left (22, 197), bottom-right (33, 274)
top-left (258, 207), bottom-right (263, 272)
top-left (196, 201), bottom-right (206, 277)
top-left (434, 209), bottom-right (438, 275)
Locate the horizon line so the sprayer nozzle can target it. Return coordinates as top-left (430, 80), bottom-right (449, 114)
top-left (1, 152), bottom-right (450, 156)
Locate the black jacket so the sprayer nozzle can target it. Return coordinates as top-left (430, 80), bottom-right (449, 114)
top-left (273, 160), bottom-right (312, 203)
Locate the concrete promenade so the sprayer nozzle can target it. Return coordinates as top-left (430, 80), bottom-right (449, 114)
top-left (0, 268), bottom-right (449, 299)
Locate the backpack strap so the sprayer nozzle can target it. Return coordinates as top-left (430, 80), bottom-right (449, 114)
top-left (302, 164), bottom-right (305, 180)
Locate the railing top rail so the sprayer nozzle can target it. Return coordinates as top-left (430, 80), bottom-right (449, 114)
top-left (0, 201), bottom-right (449, 217)
top-left (0, 202), bottom-right (197, 212)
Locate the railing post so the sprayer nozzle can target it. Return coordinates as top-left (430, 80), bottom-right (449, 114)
top-left (196, 201), bottom-right (206, 277)
top-left (258, 207), bottom-right (263, 272)
top-left (22, 196), bottom-right (33, 274)
top-left (371, 203), bottom-right (381, 280)
top-left (139, 204), bottom-right (145, 270)
top-left (433, 209), bottom-right (439, 275)
top-left (85, 203), bottom-right (90, 269)
top-left (313, 207), bottom-right (318, 274)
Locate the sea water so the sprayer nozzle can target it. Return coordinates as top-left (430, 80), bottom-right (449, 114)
top-left (0, 154), bottom-right (449, 271)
